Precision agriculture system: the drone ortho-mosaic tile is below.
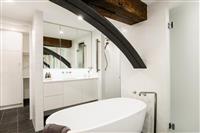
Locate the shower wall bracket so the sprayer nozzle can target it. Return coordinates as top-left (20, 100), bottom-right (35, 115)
top-left (50, 0), bottom-right (146, 69)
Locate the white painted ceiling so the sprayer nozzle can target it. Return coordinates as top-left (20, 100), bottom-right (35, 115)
top-left (141, 0), bottom-right (157, 5)
top-left (1, 0), bottom-right (96, 31)
top-left (44, 22), bottom-right (91, 40)
top-left (1, 0), bottom-right (153, 36)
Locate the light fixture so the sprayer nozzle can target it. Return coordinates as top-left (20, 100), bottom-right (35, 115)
top-left (77, 15), bottom-right (83, 20)
top-left (59, 30), bottom-right (64, 34)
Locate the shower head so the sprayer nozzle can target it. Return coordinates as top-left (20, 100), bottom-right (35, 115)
top-left (104, 39), bottom-right (109, 71)
top-left (104, 42), bottom-right (109, 49)
top-left (104, 39), bottom-right (109, 49)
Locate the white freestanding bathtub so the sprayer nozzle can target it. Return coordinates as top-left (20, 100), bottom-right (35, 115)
top-left (46, 98), bottom-right (147, 133)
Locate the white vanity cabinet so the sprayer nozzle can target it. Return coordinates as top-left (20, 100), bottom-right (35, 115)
top-left (63, 81), bottom-right (82, 107)
top-left (81, 79), bottom-right (98, 102)
top-left (43, 78), bottom-right (98, 111)
top-left (44, 82), bottom-right (64, 111)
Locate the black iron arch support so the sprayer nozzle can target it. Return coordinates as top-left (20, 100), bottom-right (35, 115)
top-left (43, 61), bottom-right (50, 68)
top-left (50, 0), bottom-right (146, 69)
top-left (44, 47), bottom-right (72, 68)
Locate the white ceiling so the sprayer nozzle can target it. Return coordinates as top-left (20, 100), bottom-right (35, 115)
top-left (1, 0), bottom-right (96, 31)
top-left (1, 0), bottom-right (155, 33)
top-left (44, 22), bottom-right (91, 40)
top-left (141, 0), bottom-right (157, 5)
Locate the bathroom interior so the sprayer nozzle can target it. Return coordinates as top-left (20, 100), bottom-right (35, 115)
top-left (0, 0), bottom-right (199, 133)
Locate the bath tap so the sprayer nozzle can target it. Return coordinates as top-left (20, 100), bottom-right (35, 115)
top-left (138, 91), bottom-right (157, 133)
top-left (139, 92), bottom-right (148, 96)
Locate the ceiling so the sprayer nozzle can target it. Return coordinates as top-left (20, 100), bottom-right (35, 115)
top-left (44, 22), bottom-right (91, 40)
top-left (1, 0), bottom-right (96, 31)
top-left (1, 0), bottom-right (158, 33)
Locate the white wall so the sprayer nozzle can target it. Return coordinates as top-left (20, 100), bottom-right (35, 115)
top-left (30, 11), bottom-right (44, 131)
top-left (110, 3), bottom-right (176, 132)
top-left (110, 2), bottom-right (199, 132)
top-left (101, 38), bottom-right (121, 99)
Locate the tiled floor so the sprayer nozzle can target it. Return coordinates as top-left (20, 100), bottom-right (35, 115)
top-left (0, 100), bottom-right (96, 133)
top-left (0, 105), bottom-right (42, 133)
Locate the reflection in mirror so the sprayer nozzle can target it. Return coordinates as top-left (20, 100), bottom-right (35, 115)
top-left (43, 22), bottom-right (92, 69)
top-left (77, 42), bottom-right (85, 68)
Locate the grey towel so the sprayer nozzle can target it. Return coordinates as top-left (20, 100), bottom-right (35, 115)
top-left (43, 124), bottom-right (70, 133)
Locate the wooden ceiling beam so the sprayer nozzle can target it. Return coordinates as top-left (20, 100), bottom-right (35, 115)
top-left (82, 0), bottom-right (147, 25)
top-left (43, 36), bottom-right (72, 48)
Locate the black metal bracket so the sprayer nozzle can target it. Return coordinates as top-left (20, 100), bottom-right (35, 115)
top-left (49, 0), bottom-right (146, 69)
top-left (139, 91), bottom-right (157, 133)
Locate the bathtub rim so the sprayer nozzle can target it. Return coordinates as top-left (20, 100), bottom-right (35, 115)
top-left (46, 97), bottom-right (147, 133)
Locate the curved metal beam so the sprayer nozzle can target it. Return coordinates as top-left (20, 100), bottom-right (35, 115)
top-left (44, 47), bottom-right (72, 68)
top-left (43, 61), bottom-right (50, 68)
top-left (50, 0), bottom-right (146, 68)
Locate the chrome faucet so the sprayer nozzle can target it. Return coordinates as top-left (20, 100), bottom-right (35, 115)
top-left (139, 91), bottom-right (157, 97)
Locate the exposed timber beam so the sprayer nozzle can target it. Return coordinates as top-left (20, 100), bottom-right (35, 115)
top-left (82, 0), bottom-right (147, 25)
top-left (43, 36), bottom-right (72, 48)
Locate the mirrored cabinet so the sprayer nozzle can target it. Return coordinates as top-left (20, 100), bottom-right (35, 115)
top-left (43, 22), bottom-right (92, 69)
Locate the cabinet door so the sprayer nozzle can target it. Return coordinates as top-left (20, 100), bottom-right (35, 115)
top-left (44, 82), bottom-right (63, 96)
top-left (63, 82), bottom-right (83, 106)
top-left (1, 31), bottom-right (22, 106)
top-left (44, 95), bottom-right (64, 111)
top-left (82, 79), bottom-right (98, 102)
top-left (1, 51), bottom-right (22, 106)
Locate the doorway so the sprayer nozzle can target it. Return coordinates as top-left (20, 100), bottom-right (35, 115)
top-left (22, 33), bottom-right (30, 106)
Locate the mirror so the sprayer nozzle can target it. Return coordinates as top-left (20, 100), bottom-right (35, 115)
top-left (43, 22), bottom-right (92, 69)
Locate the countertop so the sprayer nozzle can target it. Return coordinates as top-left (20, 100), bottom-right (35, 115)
top-left (43, 76), bottom-right (98, 83)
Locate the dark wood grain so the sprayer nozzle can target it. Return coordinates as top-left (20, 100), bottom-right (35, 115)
top-left (43, 36), bottom-right (72, 48)
top-left (83, 0), bottom-right (147, 25)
